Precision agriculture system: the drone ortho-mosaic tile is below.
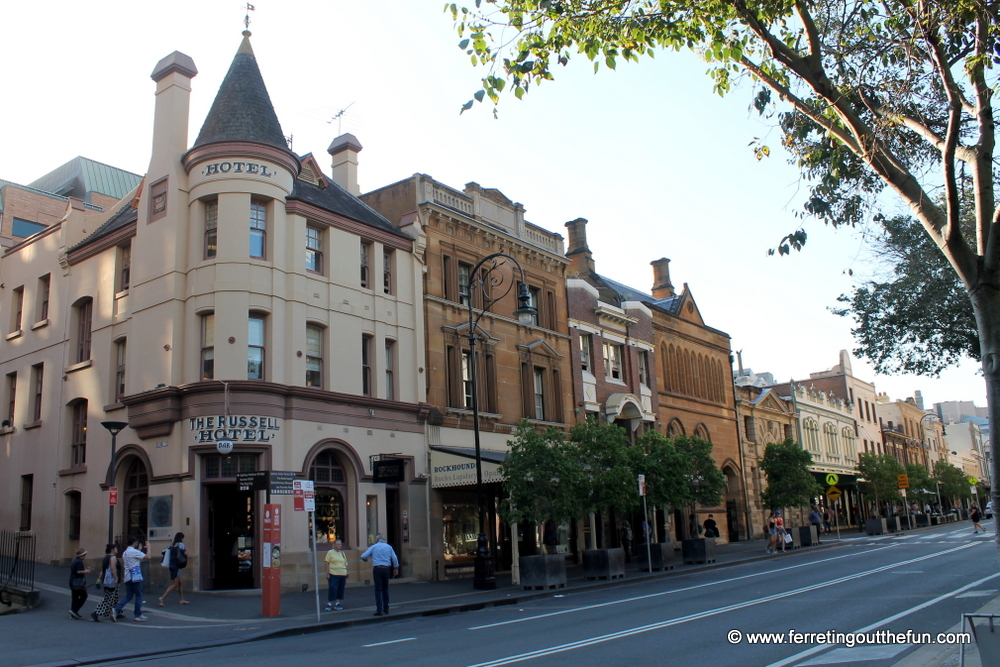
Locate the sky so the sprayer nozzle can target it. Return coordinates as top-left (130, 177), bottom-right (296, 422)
top-left (0, 0), bottom-right (986, 409)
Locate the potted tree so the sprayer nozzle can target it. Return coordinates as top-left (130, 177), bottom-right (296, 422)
top-left (760, 439), bottom-right (823, 548)
top-left (675, 436), bottom-right (727, 564)
top-left (500, 422), bottom-right (580, 589)
top-left (629, 431), bottom-right (688, 571)
top-left (571, 419), bottom-right (638, 580)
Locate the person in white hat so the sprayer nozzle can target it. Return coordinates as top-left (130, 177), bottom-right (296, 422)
top-left (68, 548), bottom-right (91, 619)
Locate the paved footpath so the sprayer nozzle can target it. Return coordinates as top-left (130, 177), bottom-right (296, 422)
top-left (2, 524), bottom-right (997, 667)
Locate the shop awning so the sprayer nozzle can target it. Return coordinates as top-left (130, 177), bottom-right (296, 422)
top-left (430, 445), bottom-right (507, 489)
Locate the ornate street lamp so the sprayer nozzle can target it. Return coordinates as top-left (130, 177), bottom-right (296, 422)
top-left (101, 420), bottom-right (129, 546)
top-left (465, 252), bottom-right (535, 590)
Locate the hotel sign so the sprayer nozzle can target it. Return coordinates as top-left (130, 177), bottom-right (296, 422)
top-left (200, 161), bottom-right (275, 177)
top-left (190, 416), bottom-right (281, 444)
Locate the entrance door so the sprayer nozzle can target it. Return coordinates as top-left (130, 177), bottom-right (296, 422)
top-left (726, 500), bottom-right (740, 542)
top-left (205, 484), bottom-right (255, 590)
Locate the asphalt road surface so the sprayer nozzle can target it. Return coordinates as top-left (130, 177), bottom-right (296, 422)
top-left (43, 526), bottom-right (1000, 667)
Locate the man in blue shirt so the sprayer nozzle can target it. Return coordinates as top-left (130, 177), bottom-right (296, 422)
top-left (360, 533), bottom-right (399, 616)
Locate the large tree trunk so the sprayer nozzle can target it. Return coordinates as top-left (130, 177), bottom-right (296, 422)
top-left (971, 287), bottom-right (1000, 564)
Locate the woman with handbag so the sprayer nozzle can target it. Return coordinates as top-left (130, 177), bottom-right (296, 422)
top-left (158, 532), bottom-right (189, 606)
top-left (67, 548), bottom-right (91, 619)
top-left (774, 510), bottom-right (788, 554)
top-left (92, 543), bottom-right (122, 622)
top-left (112, 536), bottom-right (151, 622)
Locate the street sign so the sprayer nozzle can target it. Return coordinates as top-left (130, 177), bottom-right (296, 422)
top-left (293, 480), bottom-right (305, 511)
top-left (303, 480), bottom-right (315, 512)
top-left (236, 470), bottom-right (299, 495)
top-left (897, 474), bottom-right (909, 489)
top-left (638, 474), bottom-right (646, 497)
top-left (372, 459), bottom-right (406, 483)
top-left (969, 476), bottom-right (979, 485)
top-left (826, 485), bottom-right (842, 502)
top-left (109, 487), bottom-right (118, 506)
top-left (826, 473), bottom-right (839, 486)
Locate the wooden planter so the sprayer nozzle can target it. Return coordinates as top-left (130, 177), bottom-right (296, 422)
top-left (583, 548), bottom-right (626, 580)
top-left (681, 537), bottom-right (716, 564)
top-left (519, 554), bottom-right (567, 590)
top-left (637, 542), bottom-right (676, 572)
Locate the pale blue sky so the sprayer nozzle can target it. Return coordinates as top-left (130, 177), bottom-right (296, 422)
top-left (1, 0), bottom-right (985, 408)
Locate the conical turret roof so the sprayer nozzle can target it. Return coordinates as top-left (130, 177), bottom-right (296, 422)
top-left (193, 31), bottom-right (287, 151)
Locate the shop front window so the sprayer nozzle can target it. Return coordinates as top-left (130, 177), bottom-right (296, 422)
top-left (442, 501), bottom-right (479, 563)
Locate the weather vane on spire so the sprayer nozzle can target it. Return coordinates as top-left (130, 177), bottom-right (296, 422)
top-left (244, 3), bottom-right (255, 31)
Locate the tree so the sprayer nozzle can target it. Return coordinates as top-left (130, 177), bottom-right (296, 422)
top-left (568, 419), bottom-right (640, 546)
top-left (934, 459), bottom-right (973, 507)
top-left (759, 439), bottom-right (823, 516)
top-left (499, 422), bottom-right (581, 526)
top-left (449, 0), bottom-right (1000, 562)
top-left (857, 452), bottom-right (905, 513)
top-left (630, 430), bottom-right (689, 511)
top-left (833, 213), bottom-right (979, 376)
top-left (904, 462), bottom-right (935, 505)
top-left (673, 435), bottom-right (727, 511)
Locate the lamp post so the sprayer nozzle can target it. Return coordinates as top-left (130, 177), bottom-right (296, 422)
top-left (465, 253), bottom-right (535, 590)
top-left (101, 421), bottom-right (129, 546)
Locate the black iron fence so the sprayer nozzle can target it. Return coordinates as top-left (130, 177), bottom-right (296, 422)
top-left (0, 530), bottom-right (36, 604)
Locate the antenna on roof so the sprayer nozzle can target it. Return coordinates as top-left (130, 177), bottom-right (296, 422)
top-left (244, 3), bottom-right (255, 31)
top-left (328, 102), bottom-right (355, 135)
top-left (285, 134), bottom-right (293, 150)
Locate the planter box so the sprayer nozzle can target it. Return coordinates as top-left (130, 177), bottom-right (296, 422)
top-left (866, 518), bottom-right (887, 535)
top-left (583, 548), bottom-right (626, 580)
top-left (797, 525), bottom-right (819, 547)
top-left (885, 516), bottom-right (899, 532)
top-left (519, 554), bottom-right (567, 590)
top-left (915, 513), bottom-right (930, 527)
top-left (682, 537), bottom-right (716, 564)
top-left (637, 542), bottom-right (676, 572)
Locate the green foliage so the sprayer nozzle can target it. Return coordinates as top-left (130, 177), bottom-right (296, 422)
top-left (904, 463), bottom-right (935, 502)
top-left (832, 212), bottom-right (979, 376)
top-left (933, 459), bottom-right (973, 501)
top-left (569, 419), bottom-right (640, 518)
top-left (759, 439), bottom-right (823, 510)
top-left (673, 435), bottom-right (727, 509)
top-left (856, 452), bottom-right (905, 503)
top-left (630, 430), bottom-right (689, 510)
top-left (499, 421), bottom-right (581, 525)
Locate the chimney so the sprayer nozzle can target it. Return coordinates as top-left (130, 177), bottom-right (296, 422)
top-left (564, 218), bottom-right (595, 275)
top-left (149, 51), bottom-right (197, 171)
top-left (650, 258), bottom-right (675, 299)
top-left (329, 133), bottom-right (363, 195)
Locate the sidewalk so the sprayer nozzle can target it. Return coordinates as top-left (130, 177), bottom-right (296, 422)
top-left (6, 524), bottom-right (986, 667)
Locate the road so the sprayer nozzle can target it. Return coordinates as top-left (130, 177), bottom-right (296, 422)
top-left (73, 525), bottom-right (997, 667)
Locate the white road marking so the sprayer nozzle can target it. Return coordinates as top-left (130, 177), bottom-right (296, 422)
top-left (468, 545), bottom-right (898, 631)
top-left (463, 543), bottom-right (980, 666)
top-left (364, 637), bottom-right (416, 647)
top-left (765, 570), bottom-right (1000, 667)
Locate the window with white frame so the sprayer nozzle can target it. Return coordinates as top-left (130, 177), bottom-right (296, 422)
top-left (361, 335), bottom-right (372, 396)
top-left (114, 339), bottom-right (127, 401)
top-left (637, 350), bottom-right (650, 386)
top-left (533, 367), bottom-right (546, 420)
top-left (603, 341), bottom-right (623, 380)
top-left (360, 242), bottom-right (372, 288)
top-left (201, 314), bottom-right (215, 380)
top-left (248, 314), bottom-right (265, 379)
top-left (37, 274), bottom-right (50, 322)
top-left (384, 340), bottom-right (395, 400)
top-left (250, 200), bottom-right (267, 259)
top-left (306, 325), bottom-right (323, 388)
top-left (70, 400), bottom-right (87, 467)
top-left (383, 248), bottom-right (394, 295)
top-left (118, 242), bottom-right (131, 292)
top-left (306, 226), bottom-right (323, 274)
top-left (579, 333), bottom-right (592, 372)
top-left (204, 199), bottom-right (218, 259)
top-left (11, 286), bottom-right (24, 333)
top-left (74, 298), bottom-right (93, 363)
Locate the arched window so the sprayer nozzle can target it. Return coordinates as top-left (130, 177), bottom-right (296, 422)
top-left (310, 450), bottom-right (348, 546)
top-left (842, 427), bottom-right (856, 457)
top-left (666, 418), bottom-right (685, 438)
top-left (694, 423), bottom-right (711, 441)
top-left (803, 418), bottom-right (820, 452)
top-left (124, 458), bottom-right (148, 540)
top-left (824, 422), bottom-right (839, 456)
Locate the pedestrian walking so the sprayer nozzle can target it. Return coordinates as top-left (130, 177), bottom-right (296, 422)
top-left (765, 511), bottom-right (777, 554)
top-left (809, 506), bottom-right (822, 542)
top-left (774, 510), bottom-right (788, 553)
top-left (68, 548), bottom-right (91, 619)
top-left (158, 532), bottom-right (189, 606)
top-left (821, 507), bottom-right (833, 535)
top-left (619, 522), bottom-right (633, 562)
top-left (92, 543), bottom-right (122, 622)
top-left (971, 505), bottom-right (986, 534)
top-left (113, 536), bottom-right (151, 622)
top-left (360, 533), bottom-right (399, 616)
top-left (324, 539), bottom-right (348, 611)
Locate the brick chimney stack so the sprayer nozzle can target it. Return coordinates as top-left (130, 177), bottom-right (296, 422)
top-left (329, 133), bottom-right (363, 195)
top-left (565, 217), bottom-right (595, 275)
top-left (650, 257), bottom-right (675, 299)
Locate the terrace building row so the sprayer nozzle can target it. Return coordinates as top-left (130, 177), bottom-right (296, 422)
top-left (0, 32), bottom-right (748, 589)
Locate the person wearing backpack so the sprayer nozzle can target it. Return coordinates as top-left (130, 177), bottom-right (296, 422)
top-left (158, 532), bottom-right (189, 606)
